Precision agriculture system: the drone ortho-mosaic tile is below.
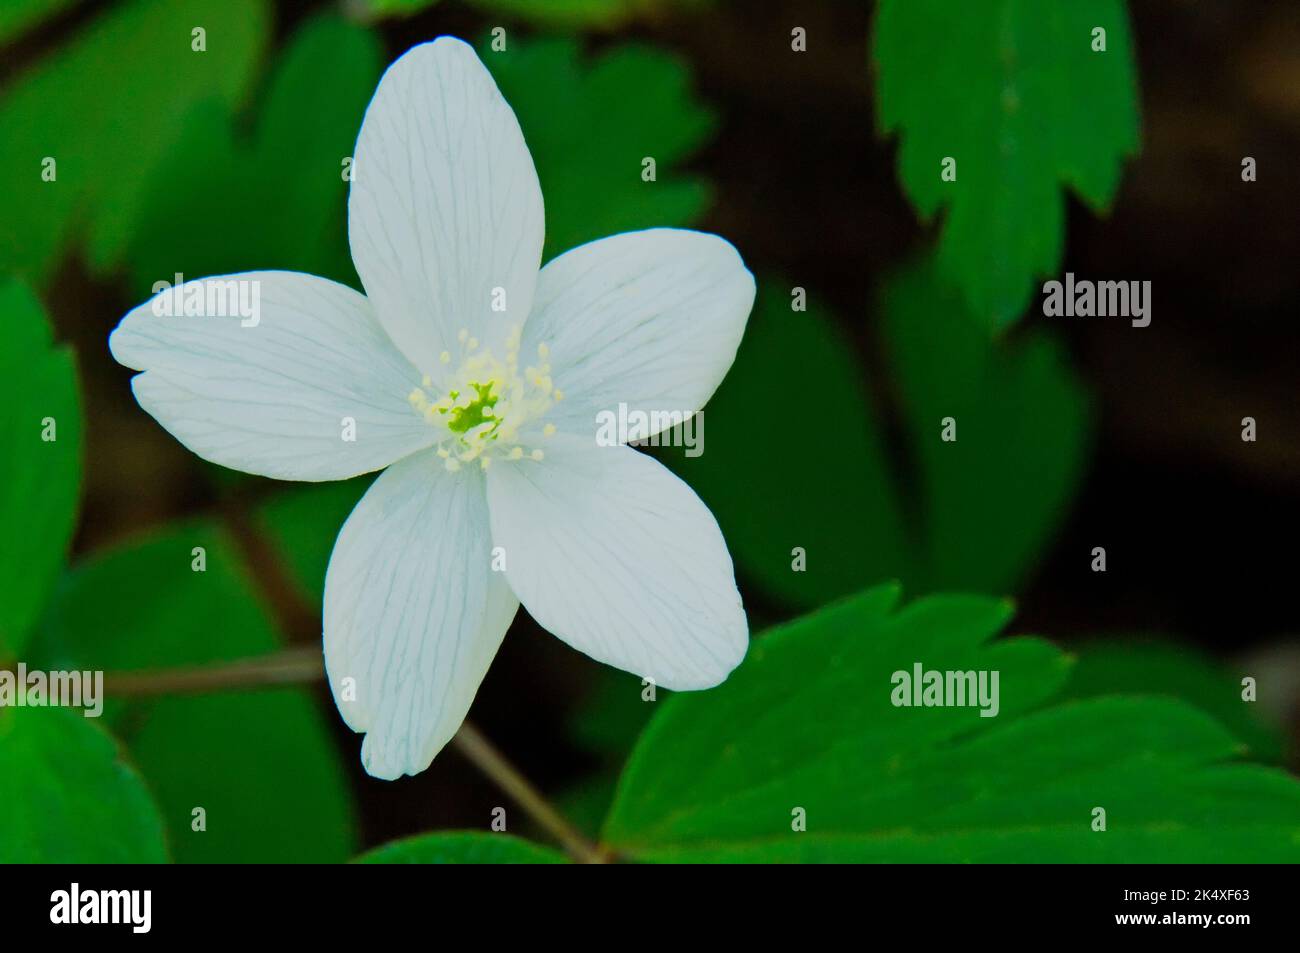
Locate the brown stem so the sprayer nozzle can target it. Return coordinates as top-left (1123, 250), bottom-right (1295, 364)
top-left (64, 649), bottom-right (608, 863)
top-left (451, 721), bottom-right (610, 864)
top-left (102, 646), bottom-right (325, 697)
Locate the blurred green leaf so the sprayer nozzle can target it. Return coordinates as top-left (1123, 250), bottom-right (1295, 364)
top-left (1063, 639), bottom-right (1286, 764)
top-left (351, 0), bottom-right (443, 17)
top-left (357, 831), bottom-right (568, 863)
top-left (469, 0), bottom-right (707, 29)
top-left (483, 35), bottom-right (717, 259)
top-left (356, 0), bottom-right (704, 30)
top-left (0, 0), bottom-right (270, 283)
top-left (882, 257), bottom-right (1091, 592)
top-left (666, 283), bottom-right (911, 609)
top-left (666, 263), bottom-right (1088, 610)
top-left (128, 13), bottom-right (382, 295)
top-left (603, 586), bottom-right (1300, 862)
top-left (569, 669), bottom-right (659, 759)
top-left (0, 280), bottom-right (81, 656)
top-left (873, 0), bottom-right (1140, 329)
top-left (0, 707), bottom-right (167, 862)
top-left (0, 0), bottom-right (76, 45)
top-left (257, 477), bottom-right (372, 606)
top-left (31, 522), bottom-right (355, 863)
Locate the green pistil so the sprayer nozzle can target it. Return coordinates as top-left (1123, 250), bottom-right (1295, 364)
top-left (445, 380), bottom-right (499, 435)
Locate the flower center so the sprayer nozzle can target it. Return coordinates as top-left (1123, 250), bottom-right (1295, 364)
top-left (407, 325), bottom-right (562, 472)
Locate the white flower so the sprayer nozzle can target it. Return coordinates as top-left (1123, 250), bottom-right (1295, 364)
top-left (110, 37), bottom-right (754, 779)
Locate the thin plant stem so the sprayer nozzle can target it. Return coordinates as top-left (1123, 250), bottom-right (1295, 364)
top-left (57, 649), bottom-right (609, 863)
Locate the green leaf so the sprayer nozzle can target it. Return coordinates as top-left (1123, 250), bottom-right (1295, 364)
top-left (355, 0), bottom-right (705, 31)
top-left (349, 0), bottom-right (443, 17)
top-left (0, 0), bottom-right (270, 283)
top-left (0, 280), bottom-right (81, 656)
top-left (1063, 639), bottom-right (1286, 764)
top-left (357, 831), bottom-right (569, 864)
top-left (128, 13), bottom-right (382, 296)
top-left (873, 0), bottom-right (1140, 329)
top-left (469, 0), bottom-right (708, 30)
top-left (0, 707), bottom-right (167, 862)
top-left (664, 262), bottom-right (1088, 610)
top-left (31, 522), bottom-right (356, 863)
top-left (569, 669), bottom-right (659, 759)
top-left (257, 478), bottom-right (372, 606)
top-left (881, 257), bottom-right (1091, 592)
top-left (483, 35), bottom-right (717, 259)
top-left (603, 586), bottom-right (1300, 862)
top-left (665, 283), bottom-right (911, 608)
top-left (0, 0), bottom-right (77, 45)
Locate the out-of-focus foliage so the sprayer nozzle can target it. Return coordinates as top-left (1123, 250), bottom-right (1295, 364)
top-left (0, 0), bottom-right (76, 44)
top-left (1064, 640), bottom-right (1287, 764)
top-left (258, 478), bottom-right (371, 606)
top-left (666, 282), bottom-right (910, 608)
top-left (0, 281), bottom-right (80, 656)
top-left (0, 707), bottom-right (167, 862)
top-left (30, 524), bottom-right (356, 863)
top-left (357, 831), bottom-right (568, 863)
top-left (357, 0), bottom-right (708, 31)
top-left (669, 260), bottom-right (1090, 610)
top-left (874, 0), bottom-right (1140, 330)
top-left (483, 35), bottom-right (717, 259)
top-left (881, 258), bottom-right (1091, 591)
top-left (0, 0), bottom-right (271, 284)
top-left (127, 14), bottom-right (382, 296)
top-left (601, 586), bottom-right (1300, 862)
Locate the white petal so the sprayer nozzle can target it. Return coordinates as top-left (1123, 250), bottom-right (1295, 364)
top-left (324, 449), bottom-right (517, 780)
top-left (522, 228), bottom-right (755, 441)
top-left (110, 272), bottom-right (434, 481)
top-left (348, 37), bottom-right (545, 376)
top-left (487, 436), bottom-right (746, 690)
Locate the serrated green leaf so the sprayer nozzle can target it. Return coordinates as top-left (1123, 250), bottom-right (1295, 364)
top-left (603, 586), bottom-right (1300, 862)
top-left (0, 0), bottom-right (270, 283)
top-left (0, 707), bottom-right (167, 862)
top-left (357, 831), bottom-right (568, 864)
top-left (0, 280), bottom-right (81, 656)
top-left (127, 13), bottom-right (382, 296)
top-left (483, 35), bottom-right (717, 259)
top-left (30, 522), bottom-right (355, 863)
top-left (1062, 639), bottom-right (1286, 764)
top-left (874, 0), bottom-right (1140, 329)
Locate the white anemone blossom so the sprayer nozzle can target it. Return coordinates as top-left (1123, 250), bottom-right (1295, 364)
top-left (110, 38), bottom-right (754, 779)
